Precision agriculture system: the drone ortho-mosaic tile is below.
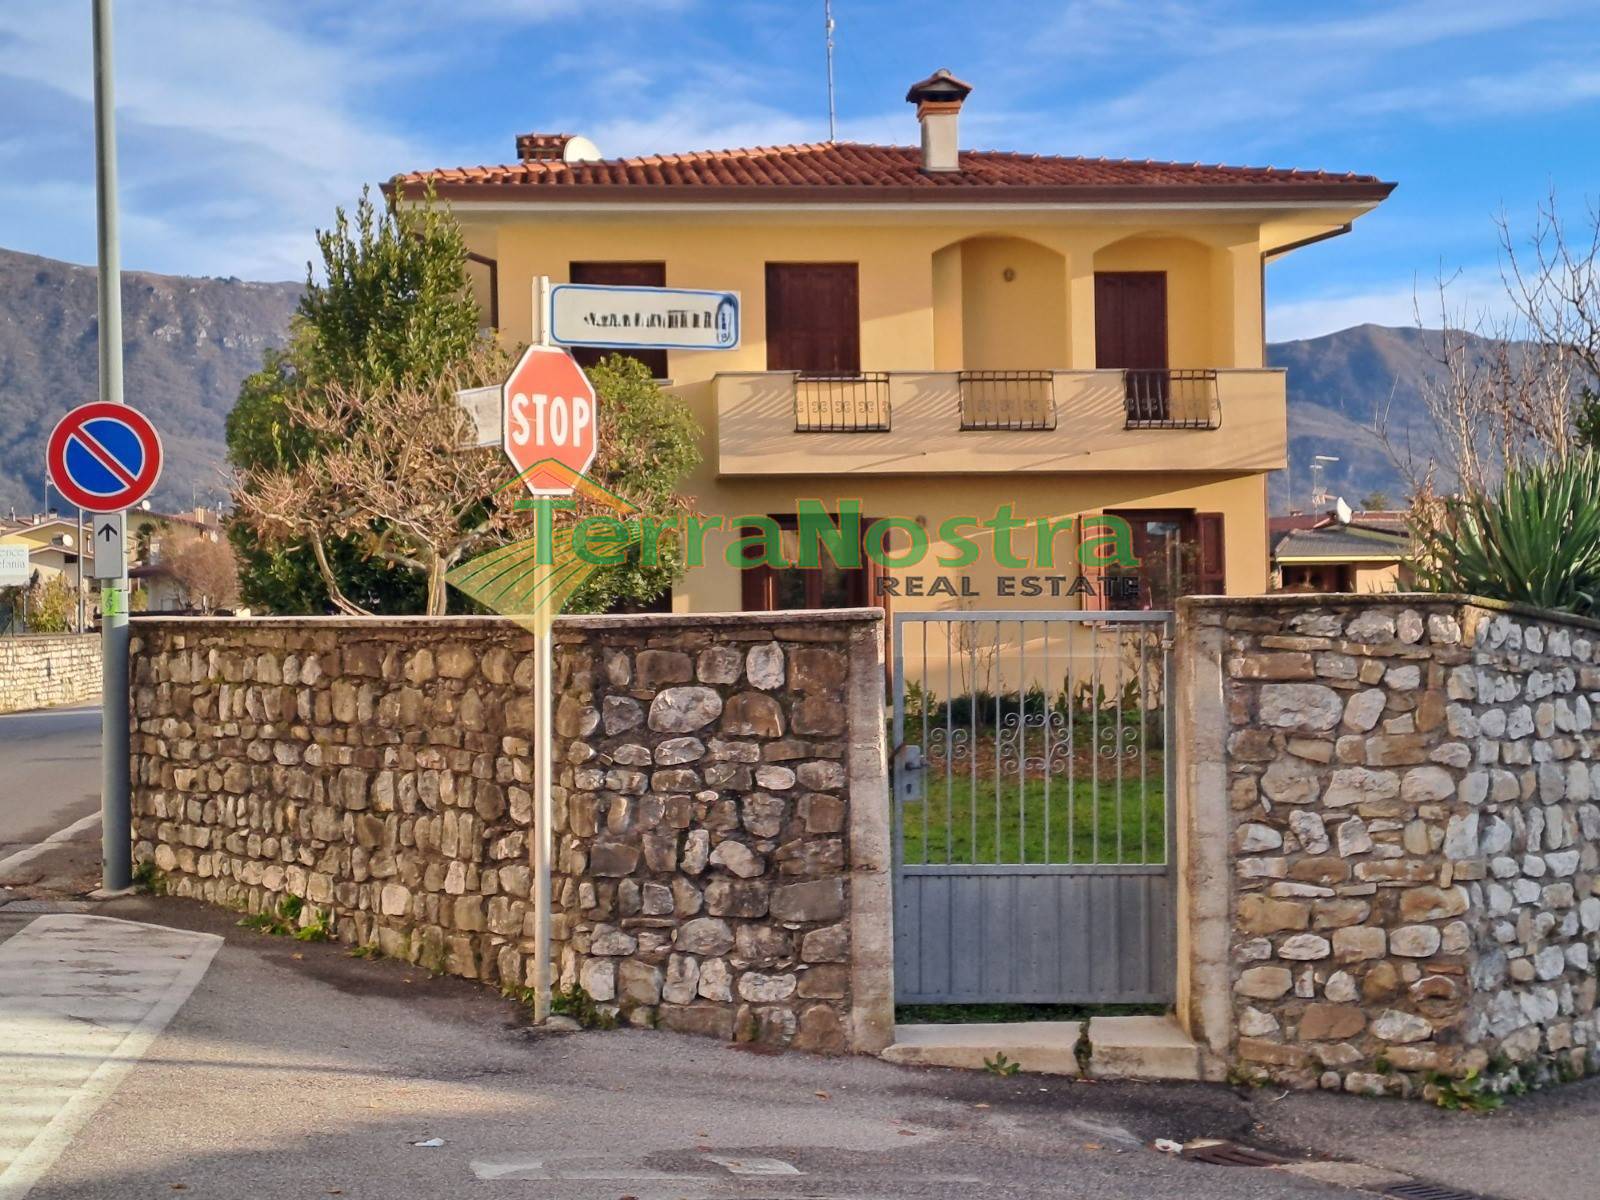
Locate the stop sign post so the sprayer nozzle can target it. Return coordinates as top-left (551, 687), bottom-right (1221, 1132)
top-left (502, 323), bottom-right (601, 1027)
top-left (502, 344), bottom-right (597, 495)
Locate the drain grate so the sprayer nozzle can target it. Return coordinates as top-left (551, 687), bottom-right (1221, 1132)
top-left (1385, 1183), bottom-right (1487, 1200)
top-left (1180, 1141), bottom-right (1289, 1167)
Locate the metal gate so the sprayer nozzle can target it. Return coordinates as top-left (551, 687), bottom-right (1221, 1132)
top-left (891, 611), bottom-right (1175, 1005)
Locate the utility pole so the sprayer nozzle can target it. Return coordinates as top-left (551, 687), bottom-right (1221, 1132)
top-left (76, 507), bottom-right (85, 632)
top-left (92, 0), bottom-right (131, 892)
top-left (824, 0), bottom-right (837, 142)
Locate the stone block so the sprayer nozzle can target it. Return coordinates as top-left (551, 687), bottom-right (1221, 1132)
top-left (770, 878), bottom-right (845, 923)
top-left (1235, 966), bottom-right (1294, 999)
top-left (658, 1003), bottom-right (736, 1040)
top-left (1332, 926), bottom-right (1386, 961)
top-left (649, 687), bottom-right (724, 733)
top-left (1298, 1004), bottom-right (1366, 1041)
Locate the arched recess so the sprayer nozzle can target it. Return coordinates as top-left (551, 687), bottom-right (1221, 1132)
top-left (931, 235), bottom-right (1068, 371)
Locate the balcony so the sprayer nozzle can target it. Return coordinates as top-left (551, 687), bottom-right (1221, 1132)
top-left (711, 368), bottom-right (1285, 477)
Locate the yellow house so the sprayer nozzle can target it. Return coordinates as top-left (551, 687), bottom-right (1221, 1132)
top-left (394, 70), bottom-right (1393, 616)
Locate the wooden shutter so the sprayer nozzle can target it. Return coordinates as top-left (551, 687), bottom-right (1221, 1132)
top-left (765, 263), bottom-right (860, 375)
top-left (1195, 513), bottom-right (1227, 596)
top-left (1093, 272), bottom-right (1168, 370)
top-left (568, 261), bottom-right (669, 378)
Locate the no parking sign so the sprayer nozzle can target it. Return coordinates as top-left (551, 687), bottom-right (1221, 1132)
top-left (46, 402), bottom-right (163, 513)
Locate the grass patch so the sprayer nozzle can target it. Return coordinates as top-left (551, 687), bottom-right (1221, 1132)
top-left (901, 773), bottom-right (1166, 865)
top-left (131, 860), bottom-right (168, 895)
top-left (551, 985), bottom-right (618, 1030)
top-left (238, 895), bottom-right (333, 941)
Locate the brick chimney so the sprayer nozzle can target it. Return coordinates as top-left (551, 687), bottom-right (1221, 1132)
top-left (515, 132), bottom-right (603, 164)
top-left (905, 69), bottom-right (973, 173)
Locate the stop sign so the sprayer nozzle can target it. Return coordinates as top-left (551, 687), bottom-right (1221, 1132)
top-left (502, 345), bottom-right (598, 495)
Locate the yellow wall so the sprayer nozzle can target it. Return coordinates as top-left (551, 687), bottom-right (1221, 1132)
top-left (957, 236), bottom-right (1068, 370)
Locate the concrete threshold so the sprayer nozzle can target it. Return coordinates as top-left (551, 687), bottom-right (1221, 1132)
top-left (882, 1015), bottom-right (1200, 1082)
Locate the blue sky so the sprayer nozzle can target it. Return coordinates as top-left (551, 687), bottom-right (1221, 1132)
top-left (2, 0), bottom-right (1596, 340)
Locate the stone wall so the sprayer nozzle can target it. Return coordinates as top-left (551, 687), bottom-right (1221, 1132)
top-left (1179, 596), bottom-right (1600, 1098)
top-left (547, 614), bottom-right (891, 1053)
top-left (0, 634), bottom-right (101, 713)
top-left (128, 611), bottom-right (891, 1054)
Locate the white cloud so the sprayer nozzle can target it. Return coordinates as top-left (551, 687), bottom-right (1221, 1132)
top-left (0, 1), bottom-right (444, 278)
top-left (995, 0), bottom-right (1596, 158)
top-left (1268, 265), bottom-right (1513, 342)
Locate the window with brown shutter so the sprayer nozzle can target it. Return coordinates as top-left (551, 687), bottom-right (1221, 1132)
top-left (1195, 512), bottom-right (1227, 595)
top-left (568, 261), bottom-right (669, 379)
top-left (765, 263), bottom-right (861, 375)
top-left (737, 514), bottom-right (874, 611)
top-left (1102, 508), bottom-right (1224, 609)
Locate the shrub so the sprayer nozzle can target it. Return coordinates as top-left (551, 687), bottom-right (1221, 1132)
top-left (1415, 453), bottom-right (1600, 616)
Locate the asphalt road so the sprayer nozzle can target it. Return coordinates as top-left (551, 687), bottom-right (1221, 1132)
top-left (0, 704), bottom-right (100, 871)
top-left (0, 896), bottom-right (1368, 1200)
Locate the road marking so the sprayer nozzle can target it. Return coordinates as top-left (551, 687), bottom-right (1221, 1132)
top-left (0, 814), bottom-right (101, 882)
top-left (0, 707), bottom-right (98, 720)
top-left (705, 1154), bottom-right (803, 1176)
top-left (0, 914), bottom-right (221, 1200)
top-left (468, 1156), bottom-right (701, 1183)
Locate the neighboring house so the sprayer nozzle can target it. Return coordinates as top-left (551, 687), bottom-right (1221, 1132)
top-left (392, 69), bottom-right (1393, 613)
top-left (1272, 507), bottom-right (1413, 592)
top-left (128, 508), bottom-right (227, 613)
top-left (1, 514), bottom-right (85, 584)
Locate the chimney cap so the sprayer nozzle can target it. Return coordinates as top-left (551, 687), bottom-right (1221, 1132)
top-left (905, 68), bottom-right (973, 105)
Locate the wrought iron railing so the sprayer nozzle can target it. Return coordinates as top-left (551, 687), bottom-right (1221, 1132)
top-left (958, 371), bottom-right (1057, 431)
top-left (793, 372), bottom-right (892, 432)
top-left (1123, 369), bottom-right (1222, 429)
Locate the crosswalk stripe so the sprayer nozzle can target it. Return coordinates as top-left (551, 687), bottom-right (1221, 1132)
top-left (0, 914), bottom-right (221, 1200)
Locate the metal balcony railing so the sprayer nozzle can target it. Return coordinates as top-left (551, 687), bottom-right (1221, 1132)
top-left (793, 372), bottom-right (892, 432)
top-left (1123, 368), bottom-right (1222, 429)
top-left (957, 371), bottom-right (1057, 431)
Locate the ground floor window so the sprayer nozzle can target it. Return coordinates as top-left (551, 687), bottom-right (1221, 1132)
top-left (1103, 509), bottom-right (1225, 609)
top-left (1279, 563), bottom-right (1351, 592)
top-left (737, 514), bottom-right (878, 611)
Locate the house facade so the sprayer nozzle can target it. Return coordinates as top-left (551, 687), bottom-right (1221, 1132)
top-left (1272, 507), bottom-right (1414, 592)
top-left (395, 71), bottom-right (1393, 614)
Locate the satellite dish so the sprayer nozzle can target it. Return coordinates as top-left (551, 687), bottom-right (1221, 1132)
top-left (1335, 497), bottom-right (1354, 525)
top-left (562, 135), bottom-right (603, 163)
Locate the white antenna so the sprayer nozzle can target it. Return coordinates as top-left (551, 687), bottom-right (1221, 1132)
top-left (824, 0), bottom-right (837, 141)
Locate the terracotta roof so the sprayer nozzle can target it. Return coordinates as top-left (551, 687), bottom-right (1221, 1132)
top-left (1275, 524), bottom-right (1412, 563)
top-left (390, 141), bottom-right (1395, 205)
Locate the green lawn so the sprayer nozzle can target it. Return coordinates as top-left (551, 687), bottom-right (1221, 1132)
top-left (899, 770), bottom-right (1167, 866)
top-left (895, 1002), bottom-right (1168, 1024)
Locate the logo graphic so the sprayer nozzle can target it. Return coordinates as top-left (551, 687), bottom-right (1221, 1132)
top-left (447, 463), bottom-right (638, 632)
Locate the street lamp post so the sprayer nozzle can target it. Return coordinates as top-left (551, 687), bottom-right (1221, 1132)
top-left (92, 0), bottom-right (131, 892)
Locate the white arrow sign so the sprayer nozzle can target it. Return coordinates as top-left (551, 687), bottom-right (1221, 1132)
top-left (89, 512), bottom-right (125, 581)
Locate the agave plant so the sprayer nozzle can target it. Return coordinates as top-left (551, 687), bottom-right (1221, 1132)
top-left (1414, 453), bottom-right (1600, 616)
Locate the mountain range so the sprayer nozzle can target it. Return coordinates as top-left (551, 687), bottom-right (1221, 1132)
top-left (0, 248), bottom-right (299, 517)
top-left (0, 246), bottom-right (1438, 518)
